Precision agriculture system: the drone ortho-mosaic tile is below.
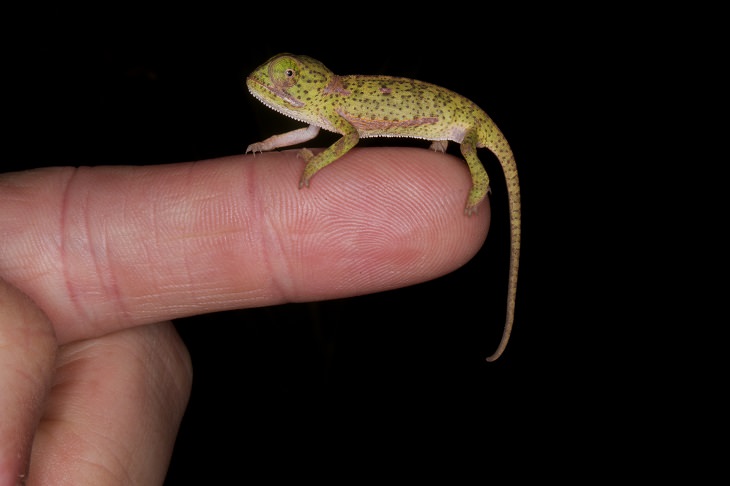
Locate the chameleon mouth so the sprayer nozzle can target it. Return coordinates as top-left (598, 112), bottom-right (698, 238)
top-left (246, 76), bottom-right (304, 108)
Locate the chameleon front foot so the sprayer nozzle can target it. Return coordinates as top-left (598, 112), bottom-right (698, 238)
top-left (245, 142), bottom-right (265, 154)
top-left (429, 140), bottom-right (449, 153)
top-left (298, 148), bottom-right (315, 188)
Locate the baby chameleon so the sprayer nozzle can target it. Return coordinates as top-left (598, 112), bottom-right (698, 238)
top-left (246, 53), bottom-right (521, 361)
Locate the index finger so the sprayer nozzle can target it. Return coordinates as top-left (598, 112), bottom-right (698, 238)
top-left (1, 148), bottom-right (489, 343)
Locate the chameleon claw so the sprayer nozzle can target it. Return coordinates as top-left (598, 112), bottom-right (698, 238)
top-left (429, 140), bottom-right (449, 153)
top-left (246, 142), bottom-right (265, 155)
top-left (465, 205), bottom-right (478, 217)
top-left (297, 148), bottom-right (314, 161)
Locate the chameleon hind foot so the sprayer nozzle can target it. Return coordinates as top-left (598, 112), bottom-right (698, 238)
top-left (464, 184), bottom-right (491, 216)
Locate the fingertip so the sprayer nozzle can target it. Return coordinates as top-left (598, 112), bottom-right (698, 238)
top-left (252, 147), bottom-right (490, 299)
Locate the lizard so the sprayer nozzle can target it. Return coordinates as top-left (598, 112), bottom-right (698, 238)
top-left (245, 53), bottom-right (521, 362)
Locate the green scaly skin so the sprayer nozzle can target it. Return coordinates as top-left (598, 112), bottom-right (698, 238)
top-left (246, 53), bottom-right (520, 362)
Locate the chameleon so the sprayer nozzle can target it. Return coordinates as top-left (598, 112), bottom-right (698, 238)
top-left (245, 53), bottom-right (521, 362)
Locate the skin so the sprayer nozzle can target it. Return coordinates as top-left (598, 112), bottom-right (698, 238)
top-left (246, 54), bottom-right (521, 361)
top-left (1, 152), bottom-right (487, 483)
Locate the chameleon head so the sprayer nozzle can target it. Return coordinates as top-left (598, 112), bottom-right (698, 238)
top-left (246, 53), bottom-right (333, 124)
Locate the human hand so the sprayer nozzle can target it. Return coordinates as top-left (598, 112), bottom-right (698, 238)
top-left (0, 148), bottom-right (489, 484)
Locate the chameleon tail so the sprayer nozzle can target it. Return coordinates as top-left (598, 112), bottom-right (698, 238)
top-left (485, 134), bottom-right (521, 362)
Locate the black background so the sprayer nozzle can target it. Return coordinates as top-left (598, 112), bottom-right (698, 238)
top-left (4, 7), bottom-right (654, 483)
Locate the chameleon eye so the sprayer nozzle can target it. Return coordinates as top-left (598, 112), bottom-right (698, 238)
top-left (270, 56), bottom-right (299, 88)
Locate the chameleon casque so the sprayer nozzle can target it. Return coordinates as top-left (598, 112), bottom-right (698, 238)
top-left (246, 53), bottom-right (521, 361)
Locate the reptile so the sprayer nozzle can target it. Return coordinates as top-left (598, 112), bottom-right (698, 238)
top-left (245, 53), bottom-right (520, 361)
